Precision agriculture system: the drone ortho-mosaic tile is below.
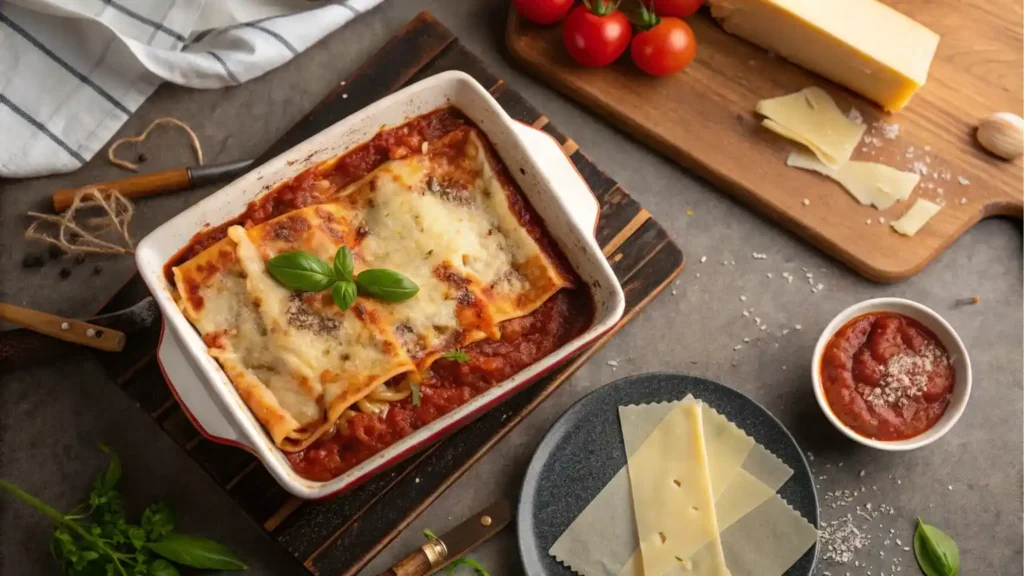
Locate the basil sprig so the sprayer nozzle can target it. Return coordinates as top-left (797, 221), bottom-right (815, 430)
top-left (914, 518), bottom-right (960, 576)
top-left (267, 247), bottom-right (418, 311)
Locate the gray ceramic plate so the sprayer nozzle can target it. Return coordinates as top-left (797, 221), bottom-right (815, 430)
top-left (518, 372), bottom-right (818, 575)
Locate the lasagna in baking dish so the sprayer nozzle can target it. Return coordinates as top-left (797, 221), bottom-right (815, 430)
top-left (168, 108), bottom-right (593, 481)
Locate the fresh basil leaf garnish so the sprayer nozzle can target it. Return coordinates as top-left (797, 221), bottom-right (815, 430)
top-left (331, 280), bottom-right (358, 311)
top-left (333, 246), bottom-right (354, 281)
top-left (355, 269), bottom-right (419, 302)
top-left (267, 251), bottom-right (336, 292)
top-left (914, 518), bottom-right (959, 576)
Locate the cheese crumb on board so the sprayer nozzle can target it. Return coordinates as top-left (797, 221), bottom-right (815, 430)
top-left (708, 0), bottom-right (940, 111)
top-left (757, 88), bottom-right (866, 168)
top-left (787, 150), bottom-right (919, 210)
top-left (891, 199), bottom-right (942, 236)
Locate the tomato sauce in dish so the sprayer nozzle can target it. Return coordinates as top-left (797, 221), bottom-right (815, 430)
top-left (820, 313), bottom-right (955, 441)
top-left (287, 291), bottom-right (593, 482)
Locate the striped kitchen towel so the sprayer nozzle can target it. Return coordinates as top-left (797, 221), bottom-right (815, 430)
top-left (0, 0), bottom-right (383, 179)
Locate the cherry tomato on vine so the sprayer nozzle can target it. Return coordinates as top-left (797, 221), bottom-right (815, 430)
top-left (561, 1), bottom-right (632, 68)
top-left (630, 2), bottom-right (697, 76)
top-left (514, 0), bottom-right (574, 25)
top-left (652, 0), bottom-right (705, 18)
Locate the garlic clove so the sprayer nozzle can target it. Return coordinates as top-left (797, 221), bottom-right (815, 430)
top-left (976, 112), bottom-right (1024, 160)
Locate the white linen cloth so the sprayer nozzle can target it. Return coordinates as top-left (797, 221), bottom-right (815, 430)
top-left (0, 0), bottom-right (383, 178)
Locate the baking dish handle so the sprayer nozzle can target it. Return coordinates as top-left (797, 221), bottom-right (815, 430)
top-left (157, 326), bottom-right (252, 450)
top-left (511, 122), bottom-right (600, 236)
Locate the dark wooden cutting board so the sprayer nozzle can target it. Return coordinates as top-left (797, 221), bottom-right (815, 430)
top-left (94, 12), bottom-right (684, 575)
top-left (506, 2), bottom-right (1023, 283)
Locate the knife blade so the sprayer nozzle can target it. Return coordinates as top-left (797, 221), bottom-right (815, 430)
top-left (0, 296), bottom-right (159, 373)
top-left (375, 499), bottom-right (511, 576)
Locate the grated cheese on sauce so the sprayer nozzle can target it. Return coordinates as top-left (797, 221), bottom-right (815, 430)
top-left (859, 342), bottom-right (948, 411)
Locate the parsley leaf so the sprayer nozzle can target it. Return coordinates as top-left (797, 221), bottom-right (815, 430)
top-left (141, 501), bottom-right (175, 541)
top-left (441, 349), bottom-right (470, 363)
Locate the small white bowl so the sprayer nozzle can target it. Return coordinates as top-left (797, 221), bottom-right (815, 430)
top-left (811, 298), bottom-right (971, 451)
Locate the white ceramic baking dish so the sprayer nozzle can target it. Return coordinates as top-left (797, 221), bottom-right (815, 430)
top-left (135, 71), bottom-right (625, 499)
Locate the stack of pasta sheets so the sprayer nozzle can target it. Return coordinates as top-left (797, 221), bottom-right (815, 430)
top-left (549, 395), bottom-right (818, 576)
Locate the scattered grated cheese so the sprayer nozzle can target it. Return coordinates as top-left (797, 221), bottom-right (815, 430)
top-left (960, 197), bottom-right (967, 205)
top-left (910, 161), bottom-right (928, 175)
top-left (958, 176), bottom-right (971, 186)
top-left (740, 295), bottom-right (747, 301)
top-left (803, 198), bottom-right (811, 206)
top-left (874, 121), bottom-right (900, 140)
top-left (847, 107), bottom-right (864, 125)
top-left (606, 360), bottom-right (619, 367)
top-left (700, 255), bottom-right (707, 263)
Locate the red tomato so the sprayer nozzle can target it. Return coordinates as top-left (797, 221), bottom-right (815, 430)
top-left (653, 0), bottom-right (705, 18)
top-left (631, 17), bottom-right (697, 76)
top-left (561, 3), bottom-right (632, 67)
top-left (514, 0), bottom-right (574, 24)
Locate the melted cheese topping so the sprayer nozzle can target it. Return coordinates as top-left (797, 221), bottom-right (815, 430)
top-left (172, 127), bottom-right (572, 451)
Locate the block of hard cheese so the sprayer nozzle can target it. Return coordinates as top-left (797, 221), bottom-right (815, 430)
top-left (708, 0), bottom-right (940, 111)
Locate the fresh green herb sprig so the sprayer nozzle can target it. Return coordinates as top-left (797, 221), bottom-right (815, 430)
top-left (914, 518), bottom-right (959, 576)
top-left (441, 349), bottom-right (470, 363)
top-left (0, 445), bottom-right (246, 575)
top-left (267, 247), bottom-right (418, 311)
top-left (423, 529), bottom-right (490, 575)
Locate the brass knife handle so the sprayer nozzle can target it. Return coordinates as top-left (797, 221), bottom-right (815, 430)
top-left (374, 540), bottom-right (447, 576)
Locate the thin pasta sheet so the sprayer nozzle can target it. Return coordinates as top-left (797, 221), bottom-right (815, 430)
top-left (620, 398), bottom-right (730, 576)
top-left (549, 396), bottom-right (807, 576)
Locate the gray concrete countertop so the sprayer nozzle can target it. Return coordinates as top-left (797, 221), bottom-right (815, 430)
top-left (2, 1), bottom-right (1021, 575)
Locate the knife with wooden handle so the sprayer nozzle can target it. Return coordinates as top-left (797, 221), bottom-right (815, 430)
top-left (375, 500), bottom-right (511, 576)
top-left (51, 159), bottom-right (254, 212)
top-left (0, 303), bottom-right (125, 352)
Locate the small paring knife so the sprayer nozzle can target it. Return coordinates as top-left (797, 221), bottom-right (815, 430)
top-left (375, 500), bottom-right (511, 576)
top-left (51, 159), bottom-right (254, 212)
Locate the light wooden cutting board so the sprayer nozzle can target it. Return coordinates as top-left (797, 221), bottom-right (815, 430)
top-left (507, 0), bottom-right (1023, 282)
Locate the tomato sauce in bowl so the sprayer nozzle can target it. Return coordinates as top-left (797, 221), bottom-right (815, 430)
top-left (820, 312), bottom-right (955, 441)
